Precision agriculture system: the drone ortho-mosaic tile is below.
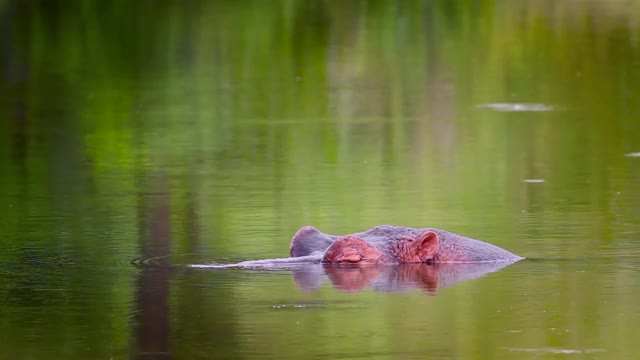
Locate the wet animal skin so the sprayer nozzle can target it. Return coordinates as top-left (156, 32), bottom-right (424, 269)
top-left (290, 225), bottom-right (523, 264)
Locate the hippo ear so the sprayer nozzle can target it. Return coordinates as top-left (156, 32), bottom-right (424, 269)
top-left (412, 231), bottom-right (439, 261)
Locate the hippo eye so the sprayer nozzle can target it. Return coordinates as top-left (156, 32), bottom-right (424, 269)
top-left (401, 235), bottom-right (414, 242)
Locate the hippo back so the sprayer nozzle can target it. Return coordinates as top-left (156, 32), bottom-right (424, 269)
top-left (429, 228), bottom-right (523, 263)
top-left (353, 225), bottom-right (522, 263)
top-left (290, 226), bottom-right (338, 257)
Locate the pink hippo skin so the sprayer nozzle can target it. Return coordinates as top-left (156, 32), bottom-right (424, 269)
top-left (290, 225), bottom-right (523, 264)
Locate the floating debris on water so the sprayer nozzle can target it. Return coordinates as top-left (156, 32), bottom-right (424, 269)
top-left (625, 152), bottom-right (640, 157)
top-left (523, 179), bottom-right (545, 183)
top-left (504, 347), bottom-right (605, 354)
top-left (476, 103), bottom-right (556, 112)
top-left (272, 304), bottom-right (311, 310)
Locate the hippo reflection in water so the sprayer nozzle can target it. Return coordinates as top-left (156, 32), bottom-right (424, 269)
top-left (290, 262), bottom-right (517, 293)
top-left (190, 225), bottom-right (523, 293)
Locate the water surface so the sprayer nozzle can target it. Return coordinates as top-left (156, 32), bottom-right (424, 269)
top-left (1, 1), bottom-right (640, 359)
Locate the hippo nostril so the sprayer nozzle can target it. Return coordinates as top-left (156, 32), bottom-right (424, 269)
top-left (338, 254), bottom-right (362, 262)
top-left (335, 247), bottom-right (363, 263)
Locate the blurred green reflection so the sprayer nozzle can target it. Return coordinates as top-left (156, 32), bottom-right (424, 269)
top-left (1, 1), bottom-right (640, 359)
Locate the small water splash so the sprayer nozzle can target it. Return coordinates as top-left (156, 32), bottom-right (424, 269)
top-left (476, 103), bottom-right (557, 112)
top-left (271, 304), bottom-right (309, 310)
top-left (504, 347), bottom-right (605, 354)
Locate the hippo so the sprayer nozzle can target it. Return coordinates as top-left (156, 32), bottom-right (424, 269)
top-left (187, 225), bottom-right (523, 293)
top-left (187, 225), bottom-right (522, 269)
top-left (290, 225), bottom-right (523, 264)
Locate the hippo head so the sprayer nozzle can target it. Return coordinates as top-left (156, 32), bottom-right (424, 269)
top-left (322, 231), bottom-right (440, 264)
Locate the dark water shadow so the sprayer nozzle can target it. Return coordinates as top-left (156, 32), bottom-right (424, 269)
top-left (132, 175), bottom-right (172, 360)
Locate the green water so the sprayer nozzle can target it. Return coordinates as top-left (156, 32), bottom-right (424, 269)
top-left (1, 1), bottom-right (640, 359)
